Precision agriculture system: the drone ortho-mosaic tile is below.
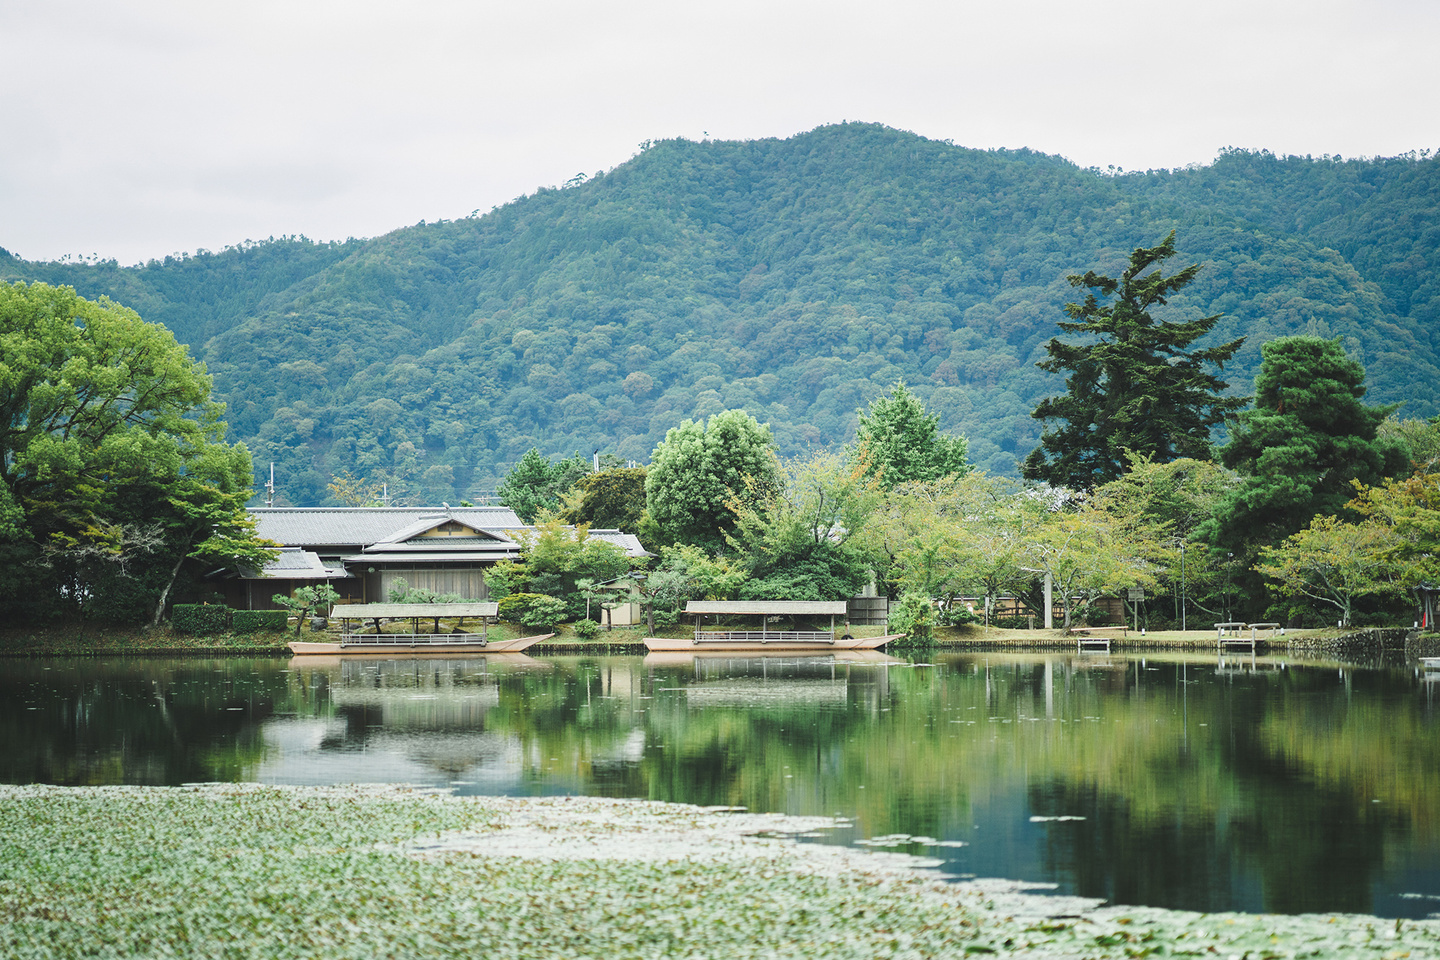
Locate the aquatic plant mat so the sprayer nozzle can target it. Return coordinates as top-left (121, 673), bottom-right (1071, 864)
top-left (2, 785), bottom-right (1436, 958)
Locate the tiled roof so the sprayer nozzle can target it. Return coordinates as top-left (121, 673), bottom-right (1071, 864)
top-left (252, 507), bottom-right (524, 547)
top-left (254, 548), bottom-right (350, 580)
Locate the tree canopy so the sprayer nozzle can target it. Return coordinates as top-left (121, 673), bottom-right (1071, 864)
top-left (644, 409), bottom-right (778, 552)
top-left (0, 281), bottom-right (274, 625)
top-left (1023, 232), bottom-right (1245, 490)
top-left (1207, 336), bottom-right (1408, 552)
top-left (854, 381), bottom-right (969, 489)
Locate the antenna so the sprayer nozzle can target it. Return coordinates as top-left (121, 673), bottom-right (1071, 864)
top-left (380, 483), bottom-right (390, 508)
top-left (265, 463), bottom-right (275, 507)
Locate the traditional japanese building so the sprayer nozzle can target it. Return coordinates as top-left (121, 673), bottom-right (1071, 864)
top-left (217, 506), bottom-right (649, 610)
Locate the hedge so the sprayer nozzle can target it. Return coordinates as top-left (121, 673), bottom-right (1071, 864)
top-left (230, 609), bottom-right (289, 634)
top-left (172, 604), bottom-right (230, 634)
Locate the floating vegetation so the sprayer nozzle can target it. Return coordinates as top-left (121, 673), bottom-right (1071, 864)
top-left (1, 785), bottom-right (1438, 958)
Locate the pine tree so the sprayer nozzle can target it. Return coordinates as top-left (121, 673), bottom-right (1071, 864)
top-left (1022, 232), bottom-right (1245, 490)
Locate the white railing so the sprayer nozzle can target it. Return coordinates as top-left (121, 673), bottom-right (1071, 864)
top-left (693, 630), bottom-right (835, 644)
top-left (340, 633), bottom-right (487, 646)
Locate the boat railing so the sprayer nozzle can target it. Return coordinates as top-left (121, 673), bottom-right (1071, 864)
top-left (340, 633), bottom-right (487, 646)
top-left (693, 630), bottom-right (835, 644)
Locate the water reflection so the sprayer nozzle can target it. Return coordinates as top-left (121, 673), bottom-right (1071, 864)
top-left (2, 651), bottom-right (1439, 918)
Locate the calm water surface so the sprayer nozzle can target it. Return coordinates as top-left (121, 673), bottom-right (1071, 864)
top-left (4, 650), bottom-right (1439, 918)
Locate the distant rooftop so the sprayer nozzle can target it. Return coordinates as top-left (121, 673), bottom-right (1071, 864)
top-left (251, 506), bottom-right (524, 547)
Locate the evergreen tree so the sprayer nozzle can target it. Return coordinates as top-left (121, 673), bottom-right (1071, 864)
top-left (1207, 335), bottom-right (1410, 553)
top-left (1022, 232), bottom-right (1246, 490)
top-left (853, 381), bottom-right (969, 489)
top-left (497, 448), bottom-right (589, 523)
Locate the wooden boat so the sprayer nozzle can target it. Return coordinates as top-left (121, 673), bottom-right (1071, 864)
top-left (287, 633), bottom-right (552, 656)
top-left (287, 600), bottom-right (552, 656)
top-left (643, 601), bottom-right (900, 653)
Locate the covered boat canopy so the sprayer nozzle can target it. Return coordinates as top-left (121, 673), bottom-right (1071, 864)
top-left (683, 601), bottom-right (849, 616)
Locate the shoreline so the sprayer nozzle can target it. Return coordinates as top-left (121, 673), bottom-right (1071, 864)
top-left (1, 622), bottom-right (1433, 659)
top-left (3, 783), bottom-right (1437, 958)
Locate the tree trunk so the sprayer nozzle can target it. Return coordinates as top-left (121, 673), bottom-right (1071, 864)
top-left (150, 551), bottom-right (189, 630)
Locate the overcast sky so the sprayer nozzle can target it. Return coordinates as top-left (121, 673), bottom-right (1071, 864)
top-left (3, 0), bottom-right (1437, 265)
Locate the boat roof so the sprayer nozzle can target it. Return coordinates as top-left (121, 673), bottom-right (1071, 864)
top-left (684, 601), bottom-right (850, 615)
top-left (334, 602), bottom-right (499, 618)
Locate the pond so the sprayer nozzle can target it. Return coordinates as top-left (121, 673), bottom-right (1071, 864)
top-left (4, 650), bottom-right (1439, 919)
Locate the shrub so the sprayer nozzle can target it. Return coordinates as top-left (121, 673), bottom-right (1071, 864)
top-left (497, 593), bottom-right (569, 631)
top-left (572, 618), bottom-right (601, 639)
top-left (937, 603), bottom-right (979, 626)
top-left (888, 593), bottom-right (935, 642)
top-left (171, 604), bottom-right (229, 634)
top-left (231, 609), bottom-right (288, 634)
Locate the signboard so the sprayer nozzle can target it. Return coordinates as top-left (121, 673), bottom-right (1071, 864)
top-left (1126, 587), bottom-right (1144, 601)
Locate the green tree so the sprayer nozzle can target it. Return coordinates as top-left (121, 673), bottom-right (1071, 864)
top-left (1348, 471), bottom-right (1440, 588)
top-left (485, 517), bottom-right (631, 619)
top-left (0, 282), bottom-right (274, 625)
top-left (1090, 455), bottom-right (1236, 626)
top-left (497, 449), bottom-right (590, 523)
top-left (1207, 336), bottom-right (1409, 555)
top-left (853, 381), bottom-right (969, 489)
top-left (725, 451), bottom-right (880, 602)
top-left (645, 410), bottom-right (778, 551)
top-left (1023, 232), bottom-right (1246, 490)
top-left (1021, 492), bottom-right (1159, 631)
top-left (271, 584), bottom-right (340, 636)
top-left (564, 466), bottom-right (647, 531)
top-left (1255, 515), bottom-right (1403, 627)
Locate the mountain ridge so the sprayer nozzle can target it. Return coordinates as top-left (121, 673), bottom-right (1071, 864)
top-left (4, 122), bottom-right (1437, 505)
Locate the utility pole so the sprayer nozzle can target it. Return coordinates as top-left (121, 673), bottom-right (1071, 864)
top-left (265, 463), bottom-right (275, 507)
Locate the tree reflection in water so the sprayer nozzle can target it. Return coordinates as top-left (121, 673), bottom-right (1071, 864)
top-left (2, 652), bottom-right (1437, 917)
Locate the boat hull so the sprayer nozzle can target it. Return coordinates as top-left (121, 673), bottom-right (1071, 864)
top-left (288, 633), bottom-right (554, 656)
top-left (642, 634), bottom-right (901, 653)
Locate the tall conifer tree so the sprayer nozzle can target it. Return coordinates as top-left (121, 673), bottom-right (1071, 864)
top-left (1022, 232), bottom-right (1245, 490)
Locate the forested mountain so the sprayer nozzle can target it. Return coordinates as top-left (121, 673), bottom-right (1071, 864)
top-left (4, 123), bottom-right (1438, 506)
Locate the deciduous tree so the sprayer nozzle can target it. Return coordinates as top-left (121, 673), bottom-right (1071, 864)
top-left (645, 410), bottom-right (778, 551)
top-left (1255, 516), bottom-right (1403, 627)
top-left (0, 282), bottom-right (274, 624)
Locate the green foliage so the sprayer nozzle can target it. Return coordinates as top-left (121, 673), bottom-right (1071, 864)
top-left (853, 381), bottom-right (969, 489)
top-left (230, 609), bottom-right (288, 633)
top-left (496, 592), bottom-right (568, 630)
top-left (6, 128), bottom-right (1440, 503)
top-left (0, 281), bottom-right (275, 625)
top-left (1255, 515), bottom-right (1404, 627)
top-left (1023, 232), bottom-right (1246, 491)
top-left (888, 592), bottom-right (935, 641)
top-left (271, 584), bottom-right (340, 635)
top-left (498, 449), bottom-right (590, 524)
top-left (491, 519), bottom-right (632, 619)
top-left (1208, 336), bottom-right (1409, 556)
top-left (171, 604), bottom-right (230, 634)
top-left (564, 466), bottom-right (647, 531)
top-left (646, 409), bottom-right (779, 551)
top-left (572, 618), bottom-right (601, 639)
top-left (386, 577), bottom-right (461, 604)
top-left (727, 451), bottom-right (878, 602)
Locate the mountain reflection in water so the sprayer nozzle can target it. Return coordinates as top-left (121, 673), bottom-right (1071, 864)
top-left (3, 651), bottom-right (1439, 919)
